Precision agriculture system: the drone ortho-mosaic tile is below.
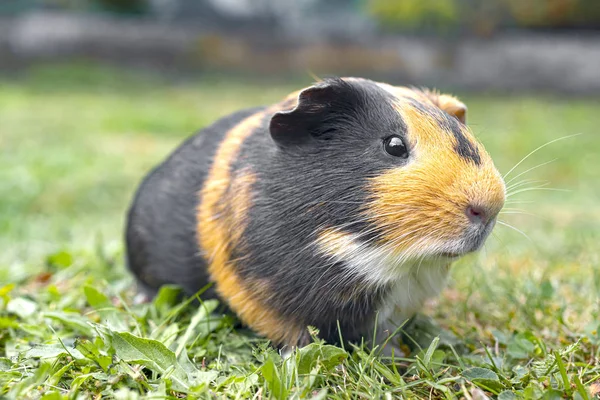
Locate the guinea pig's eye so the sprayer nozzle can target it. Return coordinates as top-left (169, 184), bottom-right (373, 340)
top-left (383, 136), bottom-right (409, 158)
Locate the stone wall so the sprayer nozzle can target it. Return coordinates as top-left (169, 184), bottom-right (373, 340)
top-left (1, 12), bottom-right (599, 93)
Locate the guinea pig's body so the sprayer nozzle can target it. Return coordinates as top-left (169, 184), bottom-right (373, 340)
top-left (126, 78), bottom-right (505, 349)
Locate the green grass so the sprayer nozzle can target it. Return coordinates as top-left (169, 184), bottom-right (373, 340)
top-left (1, 63), bottom-right (599, 399)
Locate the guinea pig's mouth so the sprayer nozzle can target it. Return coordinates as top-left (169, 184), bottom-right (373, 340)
top-left (439, 252), bottom-right (464, 259)
top-left (438, 247), bottom-right (478, 259)
top-left (436, 218), bottom-right (498, 259)
top-left (437, 246), bottom-right (478, 260)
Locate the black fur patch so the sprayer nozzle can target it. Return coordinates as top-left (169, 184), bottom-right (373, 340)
top-left (408, 99), bottom-right (481, 165)
top-left (232, 78), bottom-right (407, 340)
top-left (443, 117), bottom-right (481, 166)
top-left (454, 134), bottom-right (481, 165)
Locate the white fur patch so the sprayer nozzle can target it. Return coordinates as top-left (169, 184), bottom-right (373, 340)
top-left (315, 232), bottom-right (450, 325)
top-left (377, 262), bottom-right (449, 325)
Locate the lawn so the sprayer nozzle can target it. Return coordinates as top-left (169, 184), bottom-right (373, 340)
top-left (1, 64), bottom-right (599, 399)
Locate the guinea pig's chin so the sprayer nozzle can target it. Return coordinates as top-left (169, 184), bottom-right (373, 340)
top-left (440, 217), bottom-right (497, 259)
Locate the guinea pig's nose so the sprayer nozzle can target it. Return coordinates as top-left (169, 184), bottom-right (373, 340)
top-left (465, 205), bottom-right (490, 225)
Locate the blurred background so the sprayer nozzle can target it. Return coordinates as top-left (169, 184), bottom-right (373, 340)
top-left (2, 0), bottom-right (600, 91)
top-left (1, 0), bottom-right (599, 283)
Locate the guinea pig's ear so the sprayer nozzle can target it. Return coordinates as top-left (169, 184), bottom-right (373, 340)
top-left (423, 91), bottom-right (468, 124)
top-left (438, 94), bottom-right (467, 124)
top-left (270, 79), bottom-right (350, 146)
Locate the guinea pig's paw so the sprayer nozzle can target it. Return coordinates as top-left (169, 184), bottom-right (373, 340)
top-left (279, 346), bottom-right (295, 361)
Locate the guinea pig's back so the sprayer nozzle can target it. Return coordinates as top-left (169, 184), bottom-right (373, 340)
top-left (126, 107), bottom-right (265, 297)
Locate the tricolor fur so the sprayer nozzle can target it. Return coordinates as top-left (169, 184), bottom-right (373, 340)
top-left (126, 77), bottom-right (505, 349)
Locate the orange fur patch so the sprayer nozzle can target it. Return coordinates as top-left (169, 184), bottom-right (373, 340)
top-left (367, 101), bottom-right (505, 255)
top-left (227, 168), bottom-right (256, 249)
top-left (375, 82), bottom-right (467, 123)
top-left (197, 109), bottom-right (305, 346)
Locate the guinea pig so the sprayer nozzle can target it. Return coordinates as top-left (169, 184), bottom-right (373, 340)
top-left (125, 77), bottom-right (505, 351)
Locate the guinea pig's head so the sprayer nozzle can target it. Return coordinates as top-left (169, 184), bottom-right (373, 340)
top-left (269, 78), bottom-right (505, 273)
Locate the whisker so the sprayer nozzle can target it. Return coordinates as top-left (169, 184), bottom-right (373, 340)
top-left (502, 133), bottom-right (582, 180)
top-left (496, 220), bottom-right (533, 243)
top-left (507, 187), bottom-right (570, 198)
top-left (504, 200), bottom-right (534, 205)
top-left (491, 231), bottom-right (507, 250)
top-left (506, 182), bottom-right (550, 196)
top-left (506, 179), bottom-right (547, 192)
top-left (499, 211), bottom-right (548, 221)
top-left (505, 158), bottom-right (558, 186)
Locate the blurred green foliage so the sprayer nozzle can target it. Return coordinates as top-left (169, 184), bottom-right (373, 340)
top-left (367, 0), bottom-right (600, 34)
top-left (2, 0), bottom-right (599, 32)
top-left (367, 0), bottom-right (460, 30)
